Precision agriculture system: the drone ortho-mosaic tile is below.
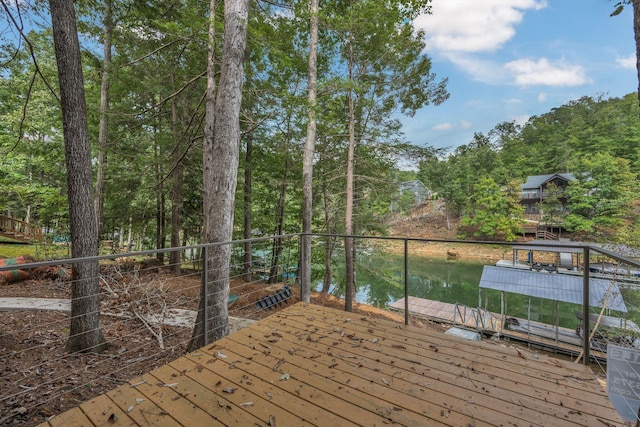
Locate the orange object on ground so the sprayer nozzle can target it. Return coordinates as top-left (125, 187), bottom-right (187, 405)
top-left (0, 269), bottom-right (29, 284)
top-left (0, 256), bottom-right (27, 267)
top-left (0, 256), bottom-right (30, 284)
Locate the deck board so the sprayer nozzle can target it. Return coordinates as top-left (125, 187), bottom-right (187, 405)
top-left (46, 406), bottom-right (93, 427)
top-left (40, 302), bottom-right (625, 426)
top-left (257, 303), bottom-right (613, 426)
top-left (78, 394), bottom-right (137, 426)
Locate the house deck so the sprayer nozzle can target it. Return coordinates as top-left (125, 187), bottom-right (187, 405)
top-left (40, 302), bottom-right (623, 426)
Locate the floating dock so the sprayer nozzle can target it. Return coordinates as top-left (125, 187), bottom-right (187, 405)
top-left (389, 297), bottom-right (499, 332)
top-left (389, 296), bottom-right (607, 361)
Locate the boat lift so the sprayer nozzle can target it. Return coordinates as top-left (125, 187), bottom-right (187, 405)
top-left (479, 265), bottom-right (629, 357)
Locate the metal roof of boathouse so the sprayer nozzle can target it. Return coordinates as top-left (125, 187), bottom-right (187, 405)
top-left (479, 265), bottom-right (627, 312)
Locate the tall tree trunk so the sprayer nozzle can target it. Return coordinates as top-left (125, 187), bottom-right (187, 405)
top-left (242, 44), bottom-right (254, 283)
top-left (170, 75), bottom-right (184, 275)
top-left (344, 38), bottom-right (356, 312)
top-left (269, 158), bottom-right (289, 284)
top-left (322, 176), bottom-right (333, 294)
top-left (634, 1), bottom-right (640, 108)
top-left (242, 133), bottom-right (253, 281)
top-left (118, 226), bottom-right (124, 249)
top-left (189, 0), bottom-right (248, 350)
top-left (94, 0), bottom-right (112, 239)
top-left (49, 0), bottom-right (106, 353)
top-left (300, 0), bottom-right (319, 303)
top-left (127, 215), bottom-right (133, 251)
top-left (155, 140), bottom-right (166, 262)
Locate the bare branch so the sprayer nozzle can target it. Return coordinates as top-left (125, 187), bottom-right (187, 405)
top-left (0, 1), bottom-right (60, 104)
top-left (140, 70), bottom-right (207, 115)
top-left (117, 37), bottom-right (190, 69)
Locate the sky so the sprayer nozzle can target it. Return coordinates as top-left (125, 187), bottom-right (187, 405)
top-left (403, 0), bottom-right (637, 154)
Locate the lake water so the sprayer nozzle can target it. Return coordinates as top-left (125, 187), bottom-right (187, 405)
top-left (314, 253), bottom-right (582, 329)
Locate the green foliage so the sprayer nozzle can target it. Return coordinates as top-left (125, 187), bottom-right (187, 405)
top-left (1, 3), bottom-right (638, 250)
top-left (459, 177), bottom-right (524, 241)
top-left (537, 182), bottom-right (566, 226)
top-left (564, 153), bottom-right (638, 240)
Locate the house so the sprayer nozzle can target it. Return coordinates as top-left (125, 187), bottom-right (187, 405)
top-left (520, 173), bottom-right (574, 215)
top-left (391, 180), bottom-right (432, 213)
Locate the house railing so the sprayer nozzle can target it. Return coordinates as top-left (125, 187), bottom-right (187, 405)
top-left (520, 190), bottom-right (567, 200)
top-left (0, 214), bottom-right (42, 241)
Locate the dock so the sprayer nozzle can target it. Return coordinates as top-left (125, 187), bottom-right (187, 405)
top-left (389, 296), bottom-right (607, 361)
top-left (389, 297), bottom-right (499, 332)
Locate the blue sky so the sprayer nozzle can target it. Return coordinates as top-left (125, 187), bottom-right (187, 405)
top-left (404, 0), bottom-right (637, 154)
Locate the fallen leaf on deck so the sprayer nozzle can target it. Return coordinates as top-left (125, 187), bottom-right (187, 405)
top-left (273, 358), bottom-right (286, 371)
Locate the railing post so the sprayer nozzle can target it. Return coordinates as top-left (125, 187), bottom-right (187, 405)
top-left (404, 239), bottom-right (409, 326)
top-left (202, 245), bottom-right (209, 345)
top-left (582, 246), bottom-right (590, 365)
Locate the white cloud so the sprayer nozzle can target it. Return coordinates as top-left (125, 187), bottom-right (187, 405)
top-left (511, 115), bottom-right (530, 126)
top-left (415, 0), bottom-right (547, 54)
top-left (504, 98), bottom-right (522, 104)
top-left (505, 58), bottom-right (591, 87)
top-left (460, 120), bottom-right (472, 129)
top-left (616, 54), bottom-right (636, 69)
top-left (433, 123), bottom-right (453, 131)
top-left (443, 53), bottom-right (508, 84)
top-left (537, 93), bottom-right (547, 102)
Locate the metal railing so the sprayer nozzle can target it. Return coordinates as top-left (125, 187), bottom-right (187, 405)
top-left (453, 303), bottom-right (499, 331)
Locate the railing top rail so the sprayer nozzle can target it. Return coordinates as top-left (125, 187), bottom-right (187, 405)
top-left (0, 233), bottom-right (300, 272)
top-left (2, 231), bottom-right (639, 272)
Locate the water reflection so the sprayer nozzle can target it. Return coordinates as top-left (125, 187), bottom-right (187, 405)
top-left (314, 253), bottom-right (581, 329)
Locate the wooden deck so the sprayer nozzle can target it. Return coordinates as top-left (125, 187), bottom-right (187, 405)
top-left (39, 302), bottom-right (624, 426)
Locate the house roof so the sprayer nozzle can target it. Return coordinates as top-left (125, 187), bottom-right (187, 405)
top-left (399, 180), bottom-right (429, 193)
top-left (521, 173), bottom-right (575, 190)
top-left (479, 265), bottom-right (627, 312)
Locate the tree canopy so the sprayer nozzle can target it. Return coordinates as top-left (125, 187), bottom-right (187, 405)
top-left (0, 1), bottom-right (639, 254)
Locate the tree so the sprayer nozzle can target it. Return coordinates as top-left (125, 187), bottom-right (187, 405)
top-left (332, 0), bottom-right (448, 311)
top-left (300, 0), bottom-right (319, 304)
top-left (564, 153), bottom-right (638, 240)
top-left (459, 177), bottom-right (524, 241)
top-left (49, 0), bottom-right (107, 352)
top-left (536, 182), bottom-right (566, 234)
top-left (93, 0), bottom-right (113, 239)
top-left (418, 157), bottom-right (466, 230)
top-left (189, 0), bottom-right (248, 350)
